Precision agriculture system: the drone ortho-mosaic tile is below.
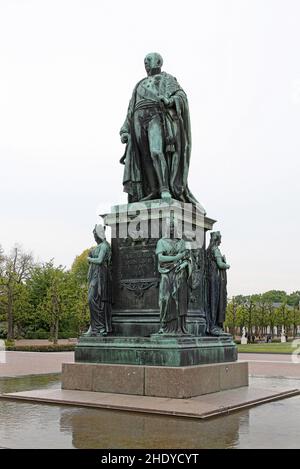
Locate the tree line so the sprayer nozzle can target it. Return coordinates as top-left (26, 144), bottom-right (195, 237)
top-left (1, 244), bottom-right (299, 342)
top-left (224, 291), bottom-right (300, 338)
top-left (0, 245), bottom-right (90, 343)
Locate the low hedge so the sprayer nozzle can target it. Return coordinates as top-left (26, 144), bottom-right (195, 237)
top-left (58, 332), bottom-right (78, 339)
top-left (5, 344), bottom-right (76, 352)
top-left (25, 331), bottom-right (49, 340)
top-left (25, 331), bottom-right (78, 340)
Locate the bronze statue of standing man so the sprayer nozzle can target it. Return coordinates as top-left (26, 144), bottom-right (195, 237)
top-left (120, 52), bottom-right (198, 205)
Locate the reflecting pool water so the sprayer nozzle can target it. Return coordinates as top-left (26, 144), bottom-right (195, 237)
top-left (0, 375), bottom-right (299, 449)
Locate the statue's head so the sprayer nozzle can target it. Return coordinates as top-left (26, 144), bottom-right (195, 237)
top-left (93, 224), bottom-right (106, 244)
top-left (210, 231), bottom-right (222, 246)
top-left (144, 52), bottom-right (163, 75)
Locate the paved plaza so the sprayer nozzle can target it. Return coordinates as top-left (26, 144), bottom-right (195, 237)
top-left (241, 353), bottom-right (300, 379)
top-left (0, 351), bottom-right (300, 379)
top-left (0, 351), bottom-right (74, 377)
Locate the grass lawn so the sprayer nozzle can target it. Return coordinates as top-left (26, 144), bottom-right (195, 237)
top-left (237, 342), bottom-right (296, 354)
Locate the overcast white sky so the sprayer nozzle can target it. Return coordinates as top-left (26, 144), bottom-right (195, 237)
top-left (0, 0), bottom-right (299, 296)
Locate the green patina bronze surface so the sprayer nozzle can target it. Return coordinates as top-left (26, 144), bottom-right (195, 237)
top-left (84, 225), bottom-right (112, 337)
top-left (74, 55), bottom-right (237, 368)
top-left (206, 231), bottom-right (230, 337)
top-left (120, 52), bottom-right (199, 206)
top-left (155, 217), bottom-right (192, 335)
top-left (75, 335), bottom-right (237, 367)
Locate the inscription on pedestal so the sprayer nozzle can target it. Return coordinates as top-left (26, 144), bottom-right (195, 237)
top-left (120, 250), bottom-right (157, 280)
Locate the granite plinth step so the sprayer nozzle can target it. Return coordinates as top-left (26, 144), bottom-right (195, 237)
top-left (1, 385), bottom-right (299, 420)
top-left (75, 335), bottom-right (237, 367)
top-left (61, 361), bottom-right (248, 398)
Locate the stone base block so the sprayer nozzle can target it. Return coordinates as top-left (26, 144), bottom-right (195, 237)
top-left (62, 361), bottom-right (248, 398)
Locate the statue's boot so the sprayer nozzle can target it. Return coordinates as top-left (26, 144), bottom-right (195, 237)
top-left (161, 191), bottom-right (172, 202)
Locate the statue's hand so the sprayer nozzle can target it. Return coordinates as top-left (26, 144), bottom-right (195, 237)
top-left (175, 261), bottom-right (187, 273)
top-left (175, 252), bottom-right (184, 261)
top-left (159, 96), bottom-right (174, 107)
top-left (120, 133), bottom-right (129, 144)
top-left (226, 264), bottom-right (230, 269)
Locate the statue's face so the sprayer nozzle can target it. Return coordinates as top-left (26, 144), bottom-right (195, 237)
top-left (144, 53), bottom-right (163, 74)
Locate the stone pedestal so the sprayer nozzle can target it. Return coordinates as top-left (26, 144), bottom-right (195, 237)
top-left (102, 199), bottom-right (215, 337)
top-left (66, 199), bottom-right (245, 400)
top-left (62, 361), bottom-right (248, 399)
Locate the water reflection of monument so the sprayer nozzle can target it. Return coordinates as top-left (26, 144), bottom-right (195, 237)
top-left (60, 407), bottom-right (245, 449)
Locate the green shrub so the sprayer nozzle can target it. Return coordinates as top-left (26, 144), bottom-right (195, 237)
top-left (37, 331), bottom-right (50, 339)
top-left (0, 328), bottom-right (7, 339)
top-left (5, 344), bottom-right (75, 352)
top-left (24, 331), bottom-right (34, 339)
top-left (5, 339), bottom-right (15, 347)
top-left (58, 331), bottom-right (78, 339)
top-left (25, 330), bottom-right (50, 340)
top-left (24, 330), bottom-right (78, 340)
